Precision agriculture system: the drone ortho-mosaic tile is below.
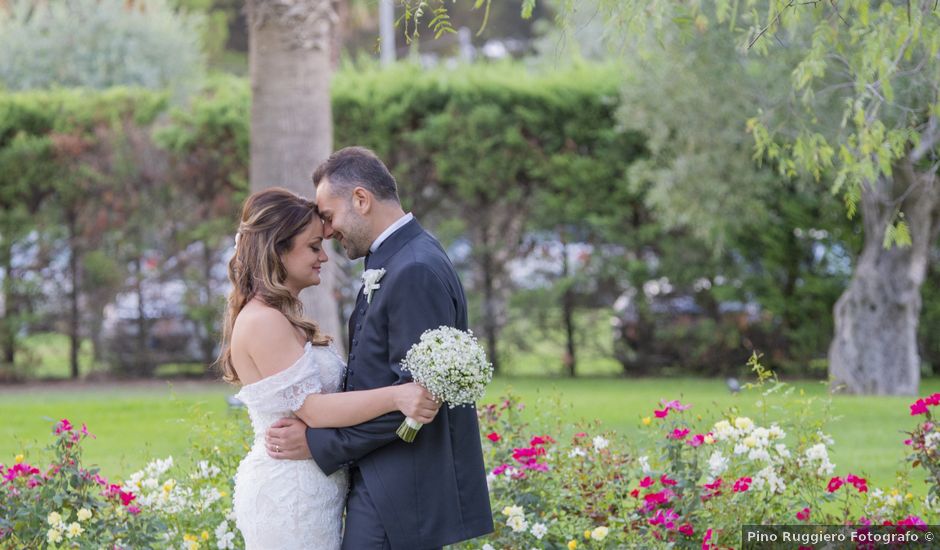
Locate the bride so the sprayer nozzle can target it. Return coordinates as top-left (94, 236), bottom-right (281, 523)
top-left (216, 188), bottom-right (440, 549)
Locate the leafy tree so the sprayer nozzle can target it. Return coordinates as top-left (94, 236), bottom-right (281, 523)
top-left (156, 75), bottom-right (250, 371)
top-left (437, 0), bottom-right (939, 393)
top-left (0, 0), bottom-right (204, 96)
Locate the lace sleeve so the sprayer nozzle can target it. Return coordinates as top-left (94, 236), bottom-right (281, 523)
top-left (275, 373), bottom-right (323, 412)
top-left (235, 347), bottom-right (324, 413)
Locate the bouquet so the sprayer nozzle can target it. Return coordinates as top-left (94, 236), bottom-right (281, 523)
top-left (396, 326), bottom-right (493, 442)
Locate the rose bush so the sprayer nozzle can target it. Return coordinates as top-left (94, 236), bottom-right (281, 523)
top-left (0, 406), bottom-right (250, 549)
top-left (0, 419), bottom-right (164, 549)
top-left (465, 357), bottom-right (937, 549)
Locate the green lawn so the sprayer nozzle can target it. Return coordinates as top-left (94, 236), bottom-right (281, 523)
top-left (1, 376), bottom-right (934, 499)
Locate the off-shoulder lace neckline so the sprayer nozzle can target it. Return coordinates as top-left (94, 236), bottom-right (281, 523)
top-left (239, 341), bottom-right (317, 390)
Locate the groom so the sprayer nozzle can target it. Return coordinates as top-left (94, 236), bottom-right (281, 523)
top-left (265, 146), bottom-right (494, 549)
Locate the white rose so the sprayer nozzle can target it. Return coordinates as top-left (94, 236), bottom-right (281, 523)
top-left (531, 522), bottom-right (548, 540)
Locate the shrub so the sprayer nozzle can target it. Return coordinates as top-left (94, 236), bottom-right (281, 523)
top-left (0, 419), bottom-right (165, 548)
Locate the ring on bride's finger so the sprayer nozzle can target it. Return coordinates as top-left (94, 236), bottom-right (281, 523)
top-left (275, 445), bottom-right (281, 453)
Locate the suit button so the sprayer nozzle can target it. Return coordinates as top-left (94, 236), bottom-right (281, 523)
top-left (355, 324), bottom-right (362, 330)
top-left (349, 353), bottom-right (355, 360)
top-left (352, 339), bottom-right (358, 346)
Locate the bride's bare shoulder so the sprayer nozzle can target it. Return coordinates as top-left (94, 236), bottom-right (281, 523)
top-left (232, 301), bottom-right (294, 346)
top-left (232, 299), bottom-right (307, 378)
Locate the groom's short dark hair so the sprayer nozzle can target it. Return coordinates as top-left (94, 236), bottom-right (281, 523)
top-left (312, 146), bottom-right (400, 202)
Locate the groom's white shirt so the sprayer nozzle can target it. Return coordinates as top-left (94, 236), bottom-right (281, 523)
top-left (369, 212), bottom-right (413, 253)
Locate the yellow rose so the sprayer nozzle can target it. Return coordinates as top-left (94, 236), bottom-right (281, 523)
top-left (642, 417), bottom-right (652, 426)
top-left (906, 493), bottom-right (914, 500)
top-left (567, 541), bottom-right (578, 550)
top-left (77, 508), bottom-right (92, 522)
top-left (734, 417), bottom-right (754, 431)
top-left (591, 526), bottom-right (610, 541)
top-left (46, 528), bottom-right (63, 544)
top-left (184, 534), bottom-right (198, 542)
top-left (584, 529), bottom-right (592, 539)
top-left (66, 522), bottom-right (83, 539)
top-left (14, 454), bottom-right (24, 464)
top-left (704, 434), bottom-right (716, 444)
top-left (219, 490), bottom-right (228, 497)
top-left (202, 530), bottom-right (210, 541)
top-left (47, 511), bottom-right (63, 526)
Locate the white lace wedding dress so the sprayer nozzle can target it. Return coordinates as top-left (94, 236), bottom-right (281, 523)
top-left (232, 342), bottom-right (349, 550)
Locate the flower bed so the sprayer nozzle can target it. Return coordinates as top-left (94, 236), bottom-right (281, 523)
top-left (465, 359), bottom-right (938, 549)
top-left (4, 363), bottom-right (940, 549)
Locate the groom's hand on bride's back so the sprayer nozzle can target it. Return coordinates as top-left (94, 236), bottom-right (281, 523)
top-left (265, 418), bottom-right (312, 460)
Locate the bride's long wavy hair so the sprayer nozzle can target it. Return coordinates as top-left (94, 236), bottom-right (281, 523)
top-left (216, 187), bottom-right (332, 383)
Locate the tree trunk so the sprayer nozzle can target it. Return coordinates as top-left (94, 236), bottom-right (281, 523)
top-left (134, 255), bottom-right (151, 377)
top-left (479, 237), bottom-right (500, 374)
top-left (202, 239), bottom-right (216, 369)
top-left (828, 158), bottom-right (940, 395)
top-left (560, 234), bottom-right (577, 377)
top-left (247, 0), bottom-right (344, 352)
top-left (1, 239), bottom-right (15, 369)
top-left (67, 211), bottom-right (80, 379)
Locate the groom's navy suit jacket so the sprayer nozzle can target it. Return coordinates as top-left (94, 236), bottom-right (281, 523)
top-left (306, 218), bottom-right (494, 549)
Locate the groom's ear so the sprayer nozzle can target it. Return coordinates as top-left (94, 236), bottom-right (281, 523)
top-left (351, 186), bottom-right (373, 214)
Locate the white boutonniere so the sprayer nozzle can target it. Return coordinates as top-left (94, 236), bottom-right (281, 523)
top-left (361, 268), bottom-right (386, 304)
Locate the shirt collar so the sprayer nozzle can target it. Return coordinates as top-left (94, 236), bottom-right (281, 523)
top-left (369, 213), bottom-right (414, 254)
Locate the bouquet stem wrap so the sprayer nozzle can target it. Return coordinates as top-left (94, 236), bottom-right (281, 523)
top-left (396, 417), bottom-right (423, 442)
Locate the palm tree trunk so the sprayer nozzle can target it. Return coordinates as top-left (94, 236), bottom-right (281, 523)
top-left (246, 0), bottom-right (344, 352)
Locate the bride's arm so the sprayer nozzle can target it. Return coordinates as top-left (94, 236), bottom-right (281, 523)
top-left (247, 310), bottom-right (439, 430)
top-left (293, 384), bottom-right (438, 428)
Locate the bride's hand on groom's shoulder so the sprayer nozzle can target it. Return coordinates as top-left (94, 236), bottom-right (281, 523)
top-left (395, 383), bottom-right (441, 425)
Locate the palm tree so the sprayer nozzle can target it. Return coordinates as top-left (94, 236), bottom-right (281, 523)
top-left (245, 0), bottom-right (345, 350)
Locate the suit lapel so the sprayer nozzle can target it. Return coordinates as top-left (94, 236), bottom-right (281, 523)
top-left (364, 218), bottom-right (424, 270)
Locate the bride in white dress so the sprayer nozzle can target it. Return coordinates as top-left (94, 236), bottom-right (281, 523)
top-left (216, 188), bottom-right (440, 550)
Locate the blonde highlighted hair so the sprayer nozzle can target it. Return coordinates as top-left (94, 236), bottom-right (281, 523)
top-left (217, 187), bottom-right (331, 383)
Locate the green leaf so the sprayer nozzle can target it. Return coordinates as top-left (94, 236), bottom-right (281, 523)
top-left (521, 0), bottom-right (536, 19)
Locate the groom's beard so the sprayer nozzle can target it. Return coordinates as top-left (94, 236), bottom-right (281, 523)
top-left (338, 215), bottom-right (372, 260)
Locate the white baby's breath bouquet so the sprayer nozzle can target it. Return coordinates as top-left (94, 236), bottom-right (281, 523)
top-left (396, 326), bottom-right (493, 442)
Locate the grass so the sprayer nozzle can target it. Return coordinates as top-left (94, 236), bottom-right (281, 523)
top-left (1, 376), bottom-right (935, 500)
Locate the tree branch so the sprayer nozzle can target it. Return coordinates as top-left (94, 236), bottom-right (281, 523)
top-left (911, 115), bottom-right (939, 164)
top-left (748, 0), bottom-right (796, 50)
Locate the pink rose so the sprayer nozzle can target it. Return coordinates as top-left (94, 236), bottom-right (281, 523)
top-left (668, 428), bottom-right (690, 440)
top-left (732, 477), bottom-right (751, 492)
top-left (827, 476), bottom-right (845, 493)
top-left (702, 528), bottom-right (714, 550)
top-left (54, 419), bottom-right (73, 435)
